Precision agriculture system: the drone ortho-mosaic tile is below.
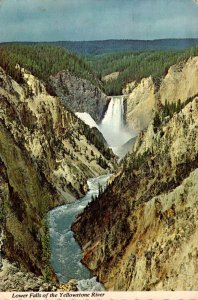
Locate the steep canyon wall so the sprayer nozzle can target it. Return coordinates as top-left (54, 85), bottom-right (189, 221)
top-left (73, 58), bottom-right (198, 291)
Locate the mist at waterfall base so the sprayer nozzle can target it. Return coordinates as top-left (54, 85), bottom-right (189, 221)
top-left (48, 175), bottom-right (110, 291)
top-left (76, 96), bottom-right (135, 156)
top-left (100, 97), bottom-right (133, 154)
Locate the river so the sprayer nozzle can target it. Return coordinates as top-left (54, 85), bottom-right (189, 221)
top-left (48, 96), bottom-right (133, 290)
top-left (48, 174), bottom-right (111, 291)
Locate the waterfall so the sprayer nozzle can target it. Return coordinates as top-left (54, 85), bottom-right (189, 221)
top-left (102, 96), bottom-right (124, 132)
top-left (99, 96), bottom-right (133, 150)
top-left (75, 95), bottom-right (135, 156)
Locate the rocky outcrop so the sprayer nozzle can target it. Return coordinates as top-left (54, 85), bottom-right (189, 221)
top-left (50, 71), bottom-right (108, 123)
top-left (0, 127), bottom-right (58, 280)
top-left (124, 56), bottom-right (198, 133)
top-left (72, 96), bottom-right (198, 290)
top-left (123, 77), bottom-right (156, 134)
top-left (102, 72), bottom-right (120, 82)
top-left (0, 66), bottom-right (115, 286)
top-left (0, 258), bottom-right (57, 292)
top-left (159, 57), bottom-right (198, 105)
top-left (0, 258), bottom-right (79, 291)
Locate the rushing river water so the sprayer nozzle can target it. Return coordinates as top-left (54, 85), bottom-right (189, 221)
top-left (48, 174), bottom-right (111, 291)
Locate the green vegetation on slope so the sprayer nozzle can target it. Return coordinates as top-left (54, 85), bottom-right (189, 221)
top-left (153, 93), bottom-right (198, 133)
top-left (1, 43), bottom-right (198, 97)
top-left (87, 47), bottom-right (198, 95)
top-left (45, 39), bottom-right (198, 56)
top-left (0, 44), bottom-right (102, 90)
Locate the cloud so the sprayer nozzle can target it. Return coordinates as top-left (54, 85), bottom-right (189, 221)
top-left (0, 0), bottom-right (198, 42)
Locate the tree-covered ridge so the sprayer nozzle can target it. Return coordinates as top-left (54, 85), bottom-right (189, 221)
top-left (2, 39), bottom-right (198, 55)
top-left (87, 47), bottom-right (198, 95)
top-left (0, 44), bottom-right (101, 89)
top-left (1, 43), bottom-right (198, 97)
top-left (58, 39), bottom-right (198, 55)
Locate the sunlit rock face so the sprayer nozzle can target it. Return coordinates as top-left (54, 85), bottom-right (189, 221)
top-left (124, 56), bottom-right (198, 133)
top-left (123, 76), bottom-right (156, 134)
top-left (159, 57), bottom-right (198, 105)
top-left (0, 66), bottom-right (115, 202)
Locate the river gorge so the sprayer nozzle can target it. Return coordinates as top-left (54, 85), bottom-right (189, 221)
top-left (48, 175), bottom-right (111, 291)
top-left (48, 96), bottom-right (133, 290)
top-left (1, 45), bottom-right (198, 292)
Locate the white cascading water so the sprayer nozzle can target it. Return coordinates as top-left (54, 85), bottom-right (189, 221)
top-left (75, 112), bottom-right (99, 129)
top-left (99, 96), bottom-right (133, 153)
top-left (76, 96), bottom-right (134, 156)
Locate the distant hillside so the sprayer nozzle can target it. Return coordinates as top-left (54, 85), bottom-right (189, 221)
top-left (2, 39), bottom-right (198, 56)
top-left (50, 39), bottom-right (198, 55)
top-left (1, 41), bottom-right (198, 97)
top-left (0, 44), bottom-right (110, 121)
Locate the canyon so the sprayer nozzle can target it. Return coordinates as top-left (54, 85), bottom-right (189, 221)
top-left (0, 46), bottom-right (198, 292)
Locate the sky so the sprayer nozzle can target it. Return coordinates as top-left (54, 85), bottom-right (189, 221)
top-left (0, 0), bottom-right (198, 42)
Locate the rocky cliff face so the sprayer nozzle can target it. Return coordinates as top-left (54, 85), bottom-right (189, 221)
top-left (0, 124), bottom-right (58, 281)
top-left (0, 66), bottom-right (115, 285)
top-left (159, 57), bottom-right (198, 105)
top-left (50, 71), bottom-right (108, 123)
top-left (72, 95), bottom-right (198, 290)
top-left (124, 56), bottom-right (198, 133)
top-left (123, 77), bottom-right (156, 134)
top-left (0, 67), bottom-right (115, 202)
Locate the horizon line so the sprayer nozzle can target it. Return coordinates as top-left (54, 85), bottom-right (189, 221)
top-left (1, 37), bottom-right (198, 44)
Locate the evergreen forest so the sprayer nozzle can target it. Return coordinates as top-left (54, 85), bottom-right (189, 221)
top-left (0, 44), bottom-right (101, 89)
top-left (0, 42), bottom-right (198, 96)
top-left (87, 47), bottom-right (198, 95)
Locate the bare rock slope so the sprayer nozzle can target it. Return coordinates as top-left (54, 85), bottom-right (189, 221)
top-left (50, 71), bottom-right (108, 123)
top-left (124, 56), bottom-right (198, 133)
